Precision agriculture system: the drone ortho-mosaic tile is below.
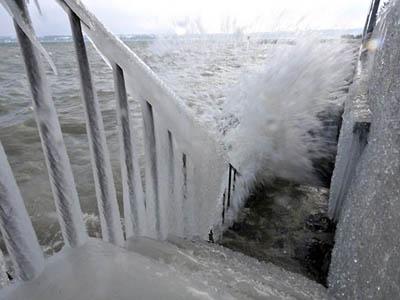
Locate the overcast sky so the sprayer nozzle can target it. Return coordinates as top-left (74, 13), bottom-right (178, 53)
top-left (0, 0), bottom-right (371, 36)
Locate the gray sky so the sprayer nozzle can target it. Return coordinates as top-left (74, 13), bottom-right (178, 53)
top-left (0, 0), bottom-right (372, 36)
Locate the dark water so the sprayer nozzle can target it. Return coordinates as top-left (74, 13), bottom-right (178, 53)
top-left (221, 180), bottom-right (335, 285)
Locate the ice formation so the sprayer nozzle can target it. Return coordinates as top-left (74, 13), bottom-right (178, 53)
top-left (1, 238), bottom-right (329, 300)
top-left (328, 1), bottom-right (400, 298)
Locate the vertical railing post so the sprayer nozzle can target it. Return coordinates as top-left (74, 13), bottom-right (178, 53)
top-left (182, 153), bottom-right (195, 236)
top-left (0, 142), bottom-right (44, 281)
top-left (227, 164), bottom-right (232, 208)
top-left (362, 0), bottom-right (381, 44)
top-left (222, 191), bottom-right (226, 224)
top-left (142, 101), bottom-right (160, 238)
top-left (166, 131), bottom-right (179, 235)
top-left (173, 148), bottom-right (185, 236)
top-left (13, 0), bottom-right (87, 248)
top-left (233, 167), bottom-right (237, 192)
top-left (154, 123), bottom-right (173, 240)
top-left (182, 154), bottom-right (188, 233)
top-left (113, 64), bottom-right (146, 238)
top-left (68, 10), bottom-right (124, 246)
top-left (0, 247), bottom-right (9, 287)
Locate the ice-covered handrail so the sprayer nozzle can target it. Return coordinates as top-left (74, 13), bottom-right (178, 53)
top-left (55, 0), bottom-right (229, 239)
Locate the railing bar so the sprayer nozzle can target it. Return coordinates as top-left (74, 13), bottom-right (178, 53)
top-left (182, 153), bottom-right (189, 234)
top-left (362, 0), bottom-right (381, 43)
top-left (366, 0), bottom-right (380, 35)
top-left (222, 191), bottom-right (226, 224)
top-left (0, 246), bottom-right (9, 287)
top-left (227, 164), bottom-right (232, 208)
top-left (362, 1), bottom-right (373, 40)
top-left (142, 101), bottom-right (160, 238)
top-left (0, 142), bottom-right (44, 281)
top-left (167, 131), bottom-right (175, 199)
top-left (13, 0), bottom-right (87, 248)
top-left (113, 64), bottom-right (146, 238)
top-left (173, 147), bottom-right (184, 236)
top-left (166, 131), bottom-right (175, 235)
top-left (153, 126), bottom-right (173, 239)
top-left (68, 10), bottom-right (124, 246)
top-left (233, 168), bottom-right (237, 192)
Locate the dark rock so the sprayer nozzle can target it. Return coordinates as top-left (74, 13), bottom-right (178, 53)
top-left (305, 213), bottom-right (335, 233)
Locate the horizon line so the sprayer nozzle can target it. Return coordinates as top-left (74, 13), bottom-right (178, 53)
top-left (0, 27), bottom-right (363, 38)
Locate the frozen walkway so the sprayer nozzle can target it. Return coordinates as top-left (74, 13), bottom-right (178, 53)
top-left (2, 238), bottom-right (328, 300)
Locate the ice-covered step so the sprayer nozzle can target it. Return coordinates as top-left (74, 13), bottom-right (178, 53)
top-left (1, 238), bottom-right (229, 300)
top-left (126, 236), bottom-right (329, 299)
top-left (1, 238), bottom-right (328, 300)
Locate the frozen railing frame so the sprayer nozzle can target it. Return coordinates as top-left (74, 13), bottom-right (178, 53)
top-left (221, 164), bottom-right (239, 225)
top-left (0, 0), bottom-right (235, 282)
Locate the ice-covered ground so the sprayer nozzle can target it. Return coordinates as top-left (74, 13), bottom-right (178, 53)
top-left (1, 237), bottom-right (328, 300)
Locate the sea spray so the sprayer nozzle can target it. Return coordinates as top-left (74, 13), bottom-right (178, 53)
top-left (223, 34), bottom-right (356, 217)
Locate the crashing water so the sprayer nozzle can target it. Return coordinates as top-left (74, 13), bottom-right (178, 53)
top-left (208, 35), bottom-right (357, 285)
top-left (224, 35), bottom-right (355, 188)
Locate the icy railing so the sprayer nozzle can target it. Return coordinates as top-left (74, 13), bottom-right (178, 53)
top-left (0, 0), bottom-right (239, 282)
top-left (362, 0), bottom-right (381, 45)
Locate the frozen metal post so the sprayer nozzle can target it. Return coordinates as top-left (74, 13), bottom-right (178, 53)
top-left (142, 101), bottom-right (160, 238)
top-left (362, 0), bottom-right (381, 43)
top-left (13, 0), bottom-right (87, 248)
top-left (113, 64), bottom-right (146, 237)
top-left (0, 142), bottom-right (44, 281)
top-left (68, 10), bottom-right (124, 246)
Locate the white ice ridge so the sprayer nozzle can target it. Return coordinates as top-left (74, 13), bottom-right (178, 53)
top-left (1, 238), bottom-right (328, 300)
